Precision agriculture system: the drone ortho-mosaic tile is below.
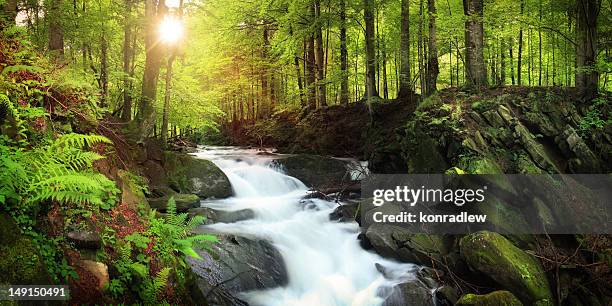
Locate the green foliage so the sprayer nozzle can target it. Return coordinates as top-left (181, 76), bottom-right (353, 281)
top-left (579, 97), bottom-right (611, 135)
top-left (0, 133), bottom-right (119, 218)
top-left (108, 197), bottom-right (216, 303)
top-left (149, 196), bottom-right (217, 260)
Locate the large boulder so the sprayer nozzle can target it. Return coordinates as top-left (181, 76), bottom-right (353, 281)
top-left (456, 291), bottom-right (523, 306)
top-left (0, 213), bottom-right (53, 285)
top-left (273, 154), bottom-right (349, 188)
top-left (364, 224), bottom-right (459, 269)
top-left (459, 231), bottom-right (552, 305)
top-left (163, 152), bottom-right (232, 199)
top-left (188, 234), bottom-right (287, 306)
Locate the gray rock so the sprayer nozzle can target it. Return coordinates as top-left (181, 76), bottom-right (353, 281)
top-left (188, 235), bottom-right (287, 306)
top-left (189, 207), bottom-right (255, 224)
top-left (329, 201), bottom-right (360, 222)
top-left (66, 220), bottom-right (101, 249)
top-left (273, 154), bottom-right (350, 188)
top-left (163, 152), bottom-right (232, 199)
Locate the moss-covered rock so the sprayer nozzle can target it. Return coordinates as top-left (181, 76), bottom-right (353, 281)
top-left (163, 152), bottom-right (232, 199)
top-left (0, 213), bottom-right (53, 285)
top-left (401, 121), bottom-right (448, 173)
top-left (117, 169), bottom-right (149, 211)
top-left (460, 231), bottom-right (552, 305)
top-left (456, 290), bottom-right (523, 306)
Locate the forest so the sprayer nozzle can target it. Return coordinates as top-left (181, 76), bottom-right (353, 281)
top-left (0, 0), bottom-right (611, 304)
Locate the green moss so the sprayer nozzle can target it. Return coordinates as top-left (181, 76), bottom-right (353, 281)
top-left (416, 93), bottom-right (443, 111)
top-left (460, 231), bottom-right (552, 305)
top-left (456, 291), bottom-right (523, 306)
top-left (0, 214), bottom-right (52, 285)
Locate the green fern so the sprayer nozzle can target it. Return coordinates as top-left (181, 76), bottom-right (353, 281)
top-left (149, 196), bottom-right (217, 260)
top-left (140, 268), bottom-right (171, 304)
top-left (0, 132), bottom-right (118, 213)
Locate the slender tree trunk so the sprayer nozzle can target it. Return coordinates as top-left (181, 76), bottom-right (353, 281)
top-left (417, 0), bottom-right (425, 95)
top-left (398, 0), bottom-right (413, 99)
top-left (500, 39), bottom-right (506, 85)
top-left (517, 0), bottom-right (524, 85)
top-left (48, 0), bottom-right (64, 58)
top-left (426, 0), bottom-right (439, 95)
top-left (382, 38), bottom-right (389, 99)
top-left (339, 0), bottom-right (349, 105)
top-left (100, 35), bottom-right (109, 106)
top-left (364, 0), bottom-right (379, 102)
top-left (314, 0), bottom-right (327, 107)
top-left (294, 55), bottom-right (304, 106)
top-left (538, 0), bottom-right (542, 86)
top-left (161, 54), bottom-right (176, 145)
top-left (305, 35), bottom-right (317, 110)
top-left (463, 0), bottom-right (487, 87)
top-left (139, 0), bottom-right (166, 138)
top-left (121, 0), bottom-right (133, 121)
top-left (509, 38), bottom-right (515, 85)
top-left (575, 0), bottom-right (599, 100)
top-left (260, 28), bottom-right (270, 117)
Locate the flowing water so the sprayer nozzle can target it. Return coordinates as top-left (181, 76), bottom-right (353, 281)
top-left (192, 147), bottom-right (421, 306)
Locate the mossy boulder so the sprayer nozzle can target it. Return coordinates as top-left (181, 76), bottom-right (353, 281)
top-left (456, 290), bottom-right (523, 306)
top-left (117, 169), bottom-right (149, 211)
top-left (0, 213), bottom-right (53, 285)
top-left (400, 122), bottom-right (448, 173)
top-left (163, 152), bottom-right (232, 199)
top-left (460, 231), bottom-right (552, 305)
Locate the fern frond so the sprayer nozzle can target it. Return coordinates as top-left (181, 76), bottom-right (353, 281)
top-left (50, 133), bottom-right (112, 150)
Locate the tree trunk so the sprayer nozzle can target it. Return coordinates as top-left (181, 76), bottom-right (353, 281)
top-left (100, 35), bottom-right (109, 106)
top-left (463, 0), bottom-right (487, 87)
top-left (397, 0), bottom-right (412, 99)
top-left (314, 0), bottom-right (327, 107)
top-left (509, 38), bottom-right (515, 85)
top-left (48, 0), bottom-right (64, 58)
top-left (339, 0), bottom-right (349, 105)
top-left (161, 54), bottom-right (176, 145)
top-left (382, 38), bottom-right (388, 99)
top-left (121, 0), bottom-right (133, 121)
top-left (364, 0), bottom-right (379, 102)
top-left (139, 0), bottom-right (166, 139)
top-left (417, 0), bottom-right (425, 95)
top-left (425, 0), bottom-right (438, 95)
top-left (261, 28), bottom-right (270, 117)
top-left (575, 0), bottom-right (599, 100)
top-left (500, 39), bottom-right (506, 85)
top-left (538, 0), bottom-right (542, 86)
top-left (517, 0), bottom-right (523, 85)
top-left (305, 35), bottom-right (317, 111)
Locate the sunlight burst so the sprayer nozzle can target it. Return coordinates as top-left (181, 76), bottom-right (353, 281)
top-left (159, 16), bottom-right (184, 44)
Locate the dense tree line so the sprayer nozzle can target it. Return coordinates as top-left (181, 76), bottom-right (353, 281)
top-left (1, 0), bottom-right (610, 140)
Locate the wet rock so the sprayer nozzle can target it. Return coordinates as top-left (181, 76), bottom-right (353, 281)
top-left (273, 154), bottom-right (349, 188)
top-left (381, 277), bottom-right (436, 306)
top-left (66, 220), bottom-right (102, 250)
top-left (78, 260), bottom-right (109, 290)
top-left (435, 285), bottom-right (459, 305)
top-left (188, 235), bottom-right (287, 306)
top-left (460, 231), bottom-right (552, 305)
top-left (163, 152), bottom-right (232, 199)
top-left (329, 201), bottom-right (359, 222)
top-left (189, 207), bottom-right (255, 224)
top-left (364, 223), bottom-right (456, 268)
top-left (148, 193), bottom-right (201, 212)
top-left (456, 290), bottom-right (523, 306)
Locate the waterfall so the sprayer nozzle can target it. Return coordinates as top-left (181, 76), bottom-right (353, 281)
top-left (192, 147), bottom-right (420, 306)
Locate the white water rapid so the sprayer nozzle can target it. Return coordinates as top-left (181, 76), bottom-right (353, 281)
top-left (192, 147), bottom-right (421, 306)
